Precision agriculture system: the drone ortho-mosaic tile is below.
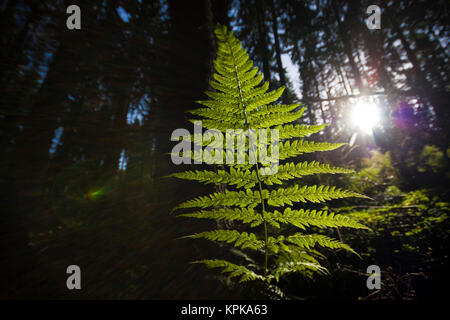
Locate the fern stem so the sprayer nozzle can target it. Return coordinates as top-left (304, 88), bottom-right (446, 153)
top-left (228, 34), bottom-right (267, 276)
top-left (254, 159), bottom-right (269, 276)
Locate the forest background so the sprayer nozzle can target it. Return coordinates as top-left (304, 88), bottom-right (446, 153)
top-left (0, 0), bottom-right (448, 299)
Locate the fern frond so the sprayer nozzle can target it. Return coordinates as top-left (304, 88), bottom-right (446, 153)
top-left (278, 140), bottom-right (346, 160)
top-left (240, 72), bottom-right (264, 92)
top-left (266, 184), bottom-right (367, 207)
top-left (269, 250), bottom-right (329, 281)
top-left (251, 108), bottom-right (305, 129)
top-left (269, 261), bottom-right (328, 282)
top-left (170, 148), bottom-right (257, 170)
top-left (174, 189), bottom-right (263, 210)
top-left (169, 168), bottom-right (258, 188)
top-left (177, 207), bottom-right (263, 227)
top-left (185, 230), bottom-right (264, 250)
top-left (286, 233), bottom-right (358, 255)
top-left (245, 86), bottom-right (285, 113)
top-left (265, 208), bottom-right (369, 230)
top-left (174, 184), bottom-right (366, 210)
top-left (238, 67), bottom-right (260, 84)
top-left (261, 161), bottom-right (354, 184)
top-left (168, 24), bottom-right (368, 288)
top-left (171, 161), bottom-right (355, 189)
top-left (277, 123), bottom-right (327, 139)
top-left (195, 117), bottom-right (243, 131)
top-left (195, 99), bottom-right (241, 114)
top-left (268, 233), bottom-right (357, 255)
top-left (190, 107), bottom-right (243, 123)
top-left (249, 103), bottom-right (302, 120)
top-left (193, 259), bottom-right (265, 283)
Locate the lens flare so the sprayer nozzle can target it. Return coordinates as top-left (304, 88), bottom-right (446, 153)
top-left (88, 189), bottom-right (103, 199)
top-left (351, 101), bottom-right (381, 134)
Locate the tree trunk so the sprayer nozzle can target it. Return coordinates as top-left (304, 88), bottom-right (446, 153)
top-left (255, 0), bottom-right (271, 83)
top-left (269, 0), bottom-right (286, 89)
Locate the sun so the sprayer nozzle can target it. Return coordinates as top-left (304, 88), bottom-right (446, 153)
top-left (351, 100), bottom-right (381, 134)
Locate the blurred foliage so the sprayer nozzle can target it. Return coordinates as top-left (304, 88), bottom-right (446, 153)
top-left (347, 150), bottom-right (400, 195)
top-left (418, 145), bottom-right (448, 174)
top-left (324, 149), bottom-right (450, 299)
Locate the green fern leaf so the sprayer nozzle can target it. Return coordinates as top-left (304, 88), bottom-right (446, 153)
top-left (265, 208), bottom-right (370, 230)
top-left (185, 230), bottom-right (264, 250)
top-left (278, 140), bottom-right (347, 160)
top-left (193, 259), bottom-right (265, 283)
top-left (266, 184), bottom-right (367, 207)
top-left (168, 24), bottom-right (368, 288)
top-left (178, 207), bottom-right (263, 227)
top-left (261, 161), bottom-right (354, 184)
